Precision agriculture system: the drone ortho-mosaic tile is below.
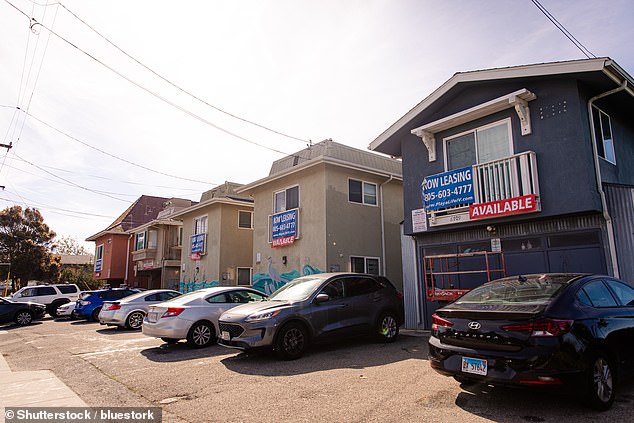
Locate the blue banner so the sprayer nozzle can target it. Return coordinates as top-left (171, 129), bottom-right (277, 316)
top-left (191, 233), bottom-right (206, 253)
top-left (272, 209), bottom-right (297, 239)
top-left (422, 167), bottom-right (475, 211)
top-left (94, 258), bottom-right (102, 273)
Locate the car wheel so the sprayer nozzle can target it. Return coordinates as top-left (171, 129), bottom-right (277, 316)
top-left (187, 321), bottom-right (215, 348)
top-left (48, 300), bottom-right (68, 318)
top-left (161, 338), bottom-right (179, 345)
top-left (585, 352), bottom-right (616, 411)
top-left (125, 311), bottom-right (145, 330)
top-left (91, 307), bottom-right (102, 322)
top-left (376, 312), bottom-right (399, 343)
top-left (274, 322), bottom-right (308, 360)
top-left (14, 310), bottom-right (33, 326)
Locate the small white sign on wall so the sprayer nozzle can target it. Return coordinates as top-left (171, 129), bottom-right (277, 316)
top-left (491, 238), bottom-right (502, 252)
top-left (412, 208), bottom-right (427, 232)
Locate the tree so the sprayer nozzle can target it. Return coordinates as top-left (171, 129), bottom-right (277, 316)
top-left (53, 235), bottom-right (91, 255)
top-left (0, 206), bottom-right (59, 285)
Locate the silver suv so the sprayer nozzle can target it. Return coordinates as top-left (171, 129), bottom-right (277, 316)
top-left (218, 273), bottom-right (404, 359)
top-left (10, 284), bottom-right (80, 317)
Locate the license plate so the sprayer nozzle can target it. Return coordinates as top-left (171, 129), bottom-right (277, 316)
top-left (221, 331), bottom-right (231, 341)
top-left (461, 357), bottom-right (487, 376)
top-left (147, 312), bottom-right (159, 323)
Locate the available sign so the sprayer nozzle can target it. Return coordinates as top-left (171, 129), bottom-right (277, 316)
top-left (94, 258), bottom-right (102, 273)
top-left (271, 209), bottom-right (297, 248)
top-left (422, 167), bottom-right (474, 211)
top-left (470, 194), bottom-right (538, 220)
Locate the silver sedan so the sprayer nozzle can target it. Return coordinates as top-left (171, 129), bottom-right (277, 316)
top-left (142, 287), bottom-right (267, 348)
top-left (99, 289), bottom-right (181, 330)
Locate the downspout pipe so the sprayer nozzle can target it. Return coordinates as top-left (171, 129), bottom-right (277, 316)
top-left (587, 80), bottom-right (628, 278)
top-left (379, 175), bottom-right (394, 276)
top-left (125, 234), bottom-right (133, 286)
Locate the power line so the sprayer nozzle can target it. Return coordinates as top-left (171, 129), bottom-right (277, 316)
top-left (530, 0), bottom-right (596, 59)
top-left (57, 1), bottom-right (310, 145)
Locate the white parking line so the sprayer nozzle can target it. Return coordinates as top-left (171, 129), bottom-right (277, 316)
top-left (74, 346), bottom-right (151, 357)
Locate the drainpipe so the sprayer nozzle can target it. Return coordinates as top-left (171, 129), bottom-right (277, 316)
top-left (125, 234), bottom-right (132, 286)
top-left (587, 80), bottom-right (628, 278)
top-left (379, 175), bottom-right (394, 276)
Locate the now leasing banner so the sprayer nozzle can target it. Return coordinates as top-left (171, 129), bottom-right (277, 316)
top-left (469, 194), bottom-right (538, 220)
top-left (271, 209), bottom-right (297, 248)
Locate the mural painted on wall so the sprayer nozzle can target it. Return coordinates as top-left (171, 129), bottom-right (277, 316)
top-left (252, 258), bottom-right (323, 295)
top-left (179, 280), bottom-right (219, 293)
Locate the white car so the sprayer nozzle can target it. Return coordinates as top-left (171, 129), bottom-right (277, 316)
top-left (99, 289), bottom-right (181, 330)
top-left (10, 284), bottom-right (80, 317)
top-left (55, 301), bottom-right (77, 319)
top-left (142, 287), bottom-right (267, 348)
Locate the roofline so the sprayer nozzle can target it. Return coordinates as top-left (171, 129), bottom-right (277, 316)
top-left (369, 57), bottom-right (620, 153)
top-left (85, 228), bottom-right (127, 241)
top-left (168, 197), bottom-right (254, 220)
top-left (236, 155), bottom-right (402, 193)
top-left (125, 218), bottom-right (182, 234)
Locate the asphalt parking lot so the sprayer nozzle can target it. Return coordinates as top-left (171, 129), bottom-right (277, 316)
top-left (1, 318), bottom-right (633, 423)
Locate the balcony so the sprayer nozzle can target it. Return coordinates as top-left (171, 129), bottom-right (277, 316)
top-left (131, 248), bottom-right (157, 262)
top-left (427, 151), bottom-right (540, 227)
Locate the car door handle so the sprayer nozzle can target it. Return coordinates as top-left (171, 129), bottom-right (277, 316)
top-left (339, 304), bottom-right (349, 309)
top-left (598, 318), bottom-right (608, 327)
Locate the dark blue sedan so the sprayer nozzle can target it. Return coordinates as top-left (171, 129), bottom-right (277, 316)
top-left (73, 288), bottom-right (140, 321)
top-left (0, 297), bottom-right (46, 326)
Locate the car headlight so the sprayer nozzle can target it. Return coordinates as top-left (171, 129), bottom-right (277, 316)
top-left (244, 310), bottom-right (282, 322)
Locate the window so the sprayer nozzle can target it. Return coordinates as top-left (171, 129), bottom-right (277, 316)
top-left (274, 186), bottom-right (299, 213)
top-left (95, 245), bottom-right (104, 260)
top-left (135, 232), bottom-right (146, 251)
top-left (207, 293), bottom-right (228, 303)
top-left (350, 256), bottom-right (380, 275)
top-left (320, 279), bottom-right (344, 300)
top-left (20, 288), bottom-right (36, 297)
top-left (227, 290), bottom-right (266, 303)
top-left (345, 277), bottom-right (382, 297)
top-left (444, 120), bottom-right (512, 170)
top-left (237, 267), bottom-right (252, 286)
top-left (36, 287), bottom-right (56, 296)
top-left (592, 106), bottom-right (616, 164)
top-left (580, 281), bottom-right (618, 308)
top-left (194, 216), bottom-right (208, 235)
top-left (348, 179), bottom-right (377, 205)
top-left (58, 285), bottom-right (78, 294)
top-left (604, 280), bottom-right (634, 306)
top-left (238, 211), bottom-right (253, 229)
top-left (177, 227), bottom-right (183, 246)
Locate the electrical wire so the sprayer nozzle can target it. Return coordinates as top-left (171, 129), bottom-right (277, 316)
top-left (530, 0), bottom-right (596, 59)
top-left (56, 1), bottom-right (310, 145)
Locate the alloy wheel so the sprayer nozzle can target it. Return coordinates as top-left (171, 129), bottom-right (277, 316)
top-left (380, 315), bottom-right (398, 339)
top-left (192, 324), bottom-right (212, 346)
top-left (283, 328), bottom-right (305, 354)
top-left (16, 311), bottom-right (32, 325)
top-left (127, 312), bottom-right (144, 329)
top-left (593, 357), bottom-right (613, 404)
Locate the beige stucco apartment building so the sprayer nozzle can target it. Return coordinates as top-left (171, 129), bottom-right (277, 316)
top-left (170, 182), bottom-right (254, 291)
top-left (237, 139), bottom-right (404, 293)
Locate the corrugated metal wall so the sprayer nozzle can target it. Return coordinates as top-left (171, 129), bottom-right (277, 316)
top-left (605, 184), bottom-right (634, 282)
top-left (400, 223), bottom-right (423, 329)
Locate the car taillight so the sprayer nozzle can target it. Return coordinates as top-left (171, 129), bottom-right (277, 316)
top-left (431, 314), bottom-right (454, 331)
top-left (104, 303), bottom-right (121, 311)
top-left (80, 301), bottom-right (91, 306)
top-left (161, 307), bottom-right (184, 318)
top-left (501, 319), bottom-right (573, 337)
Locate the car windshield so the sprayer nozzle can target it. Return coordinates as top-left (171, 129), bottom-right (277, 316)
top-left (267, 277), bottom-right (324, 301)
top-left (455, 274), bottom-right (574, 305)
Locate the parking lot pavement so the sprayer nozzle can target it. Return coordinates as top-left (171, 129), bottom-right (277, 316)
top-left (1, 318), bottom-right (633, 422)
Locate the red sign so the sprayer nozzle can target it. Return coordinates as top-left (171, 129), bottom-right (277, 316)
top-left (469, 195), bottom-right (537, 220)
top-left (272, 235), bottom-right (296, 248)
top-left (427, 288), bottom-right (471, 301)
top-left (190, 252), bottom-right (201, 260)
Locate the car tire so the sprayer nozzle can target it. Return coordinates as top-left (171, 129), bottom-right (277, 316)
top-left (375, 311), bottom-right (399, 343)
top-left (161, 338), bottom-right (179, 345)
top-left (48, 300), bottom-right (69, 318)
top-left (14, 310), bottom-right (33, 326)
top-left (274, 322), bottom-right (308, 360)
top-left (187, 321), bottom-right (215, 348)
top-left (585, 352), bottom-right (616, 411)
top-left (125, 311), bottom-right (145, 330)
top-left (91, 307), bottom-right (102, 322)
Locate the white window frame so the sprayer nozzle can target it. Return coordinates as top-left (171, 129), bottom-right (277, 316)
top-left (135, 231), bottom-right (147, 251)
top-left (349, 256), bottom-right (381, 275)
top-left (592, 106), bottom-right (616, 165)
top-left (193, 215), bottom-right (208, 235)
top-left (273, 185), bottom-right (300, 213)
top-left (348, 178), bottom-right (378, 206)
top-left (443, 118), bottom-right (513, 171)
top-left (238, 210), bottom-right (254, 229)
top-left (236, 267), bottom-right (253, 286)
top-left (95, 244), bottom-right (104, 260)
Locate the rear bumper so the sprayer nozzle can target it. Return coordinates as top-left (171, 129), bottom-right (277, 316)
top-left (98, 310), bottom-right (126, 326)
top-left (142, 318), bottom-right (191, 340)
top-left (428, 335), bottom-right (584, 387)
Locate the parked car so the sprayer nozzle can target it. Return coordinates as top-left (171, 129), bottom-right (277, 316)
top-left (0, 297), bottom-right (46, 326)
top-left (218, 273), bottom-right (405, 359)
top-left (55, 301), bottom-right (77, 319)
top-left (9, 284), bottom-right (80, 317)
top-left (142, 287), bottom-right (268, 348)
top-left (99, 289), bottom-right (181, 330)
top-left (428, 273), bottom-right (634, 411)
top-left (73, 288), bottom-right (140, 321)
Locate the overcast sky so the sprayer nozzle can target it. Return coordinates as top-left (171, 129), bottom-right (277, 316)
top-left (1, 0), bottom-right (633, 252)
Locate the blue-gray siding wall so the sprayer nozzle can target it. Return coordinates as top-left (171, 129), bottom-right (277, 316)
top-left (401, 77), bottom-right (634, 235)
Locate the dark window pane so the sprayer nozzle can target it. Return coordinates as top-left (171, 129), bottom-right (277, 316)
top-left (447, 132), bottom-right (476, 170)
top-left (501, 238), bottom-right (542, 251)
top-left (582, 281), bottom-right (618, 308)
top-left (350, 257), bottom-right (365, 273)
top-left (207, 294), bottom-right (228, 303)
top-left (286, 186), bottom-right (299, 210)
top-left (58, 285), bottom-right (78, 294)
top-left (549, 232), bottom-right (600, 248)
top-left (605, 280), bottom-right (634, 306)
top-left (576, 289), bottom-right (593, 307)
top-left (320, 280), bottom-right (344, 300)
top-left (345, 277), bottom-right (381, 297)
top-left (237, 268), bottom-right (251, 286)
top-left (238, 211), bottom-right (252, 229)
top-left (349, 180), bottom-right (362, 203)
top-left (366, 259), bottom-right (380, 275)
top-left (162, 292), bottom-right (180, 301)
top-left (145, 294), bottom-right (159, 302)
top-left (37, 287), bottom-right (56, 296)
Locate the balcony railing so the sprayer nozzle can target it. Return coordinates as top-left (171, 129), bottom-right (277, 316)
top-left (428, 151), bottom-right (539, 226)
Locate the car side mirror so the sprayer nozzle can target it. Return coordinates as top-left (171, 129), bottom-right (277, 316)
top-left (314, 293), bottom-right (330, 304)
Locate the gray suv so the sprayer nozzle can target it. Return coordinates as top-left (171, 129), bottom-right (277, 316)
top-left (218, 273), bottom-right (404, 359)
